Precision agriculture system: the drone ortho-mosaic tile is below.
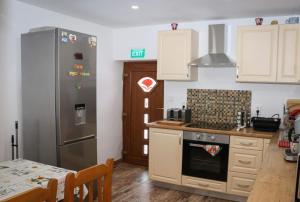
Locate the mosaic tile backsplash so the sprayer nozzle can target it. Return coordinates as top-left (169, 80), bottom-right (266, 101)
top-left (187, 89), bottom-right (251, 124)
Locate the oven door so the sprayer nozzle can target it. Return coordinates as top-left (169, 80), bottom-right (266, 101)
top-left (182, 139), bottom-right (229, 182)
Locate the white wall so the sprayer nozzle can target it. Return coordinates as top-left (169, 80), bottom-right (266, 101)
top-left (0, 0), bottom-right (123, 162)
top-left (113, 16), bottom-right (300, 118)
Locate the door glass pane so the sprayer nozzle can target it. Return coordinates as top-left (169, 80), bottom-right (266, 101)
top-left (144, 98), bottom-right (149, 108)
top-left (143, 144), bottom-right (148, 155)
top-left (144, 129), bottom-right (148, 140)
top-left (144, 114), bottom-right (149, 124)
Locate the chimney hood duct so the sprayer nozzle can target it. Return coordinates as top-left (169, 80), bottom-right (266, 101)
top-left (189, 24), bottom-right (236, 67)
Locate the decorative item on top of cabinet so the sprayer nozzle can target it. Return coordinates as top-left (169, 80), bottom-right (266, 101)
top-left (149, 128), bottom-right (183, 185)
top-left (157, 29), bottom-right (198, 80)
top-left (236, 24), bottom-right (300, 84)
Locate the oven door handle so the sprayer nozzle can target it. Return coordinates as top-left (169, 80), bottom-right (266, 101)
top-left (189, 143), bottom-right (204, 148)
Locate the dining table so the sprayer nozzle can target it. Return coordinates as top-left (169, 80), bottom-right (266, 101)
top-left (0, 158), bottom-right (87, 201)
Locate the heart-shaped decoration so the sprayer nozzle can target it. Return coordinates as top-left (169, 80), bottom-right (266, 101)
top-left (137, 77), bottom-right (157, 93)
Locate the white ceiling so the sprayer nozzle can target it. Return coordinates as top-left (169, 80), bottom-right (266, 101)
top-left (18, 0), bottom-right (300, 28)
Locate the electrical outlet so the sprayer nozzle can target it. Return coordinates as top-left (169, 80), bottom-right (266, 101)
top-left (256, 106), bottom-right (261, 111)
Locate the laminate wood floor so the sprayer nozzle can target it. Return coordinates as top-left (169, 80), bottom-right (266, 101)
top-left (112, 162), bottom-right (232, 202)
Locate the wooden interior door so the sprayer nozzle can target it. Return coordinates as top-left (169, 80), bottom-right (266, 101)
top-left (123, 61), bottom-right (164, 166)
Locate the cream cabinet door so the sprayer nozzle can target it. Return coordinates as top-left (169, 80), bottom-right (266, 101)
top-left (149, 128), bottom-right (183, 185)
top-left (157, 29), bottom-right (198, 80)
top-left (277, 24), bottom-right (300, 83)
top-left (237, 26), bottom-right (278, 82)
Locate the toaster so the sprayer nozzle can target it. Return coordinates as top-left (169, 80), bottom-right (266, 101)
top-left (167, 108), bottom-right (182, 121)
top-left (167, 108), bottom-right (191, 123)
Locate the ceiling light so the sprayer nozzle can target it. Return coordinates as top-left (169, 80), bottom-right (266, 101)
top-left (131, 5), bottom-right (139, 10)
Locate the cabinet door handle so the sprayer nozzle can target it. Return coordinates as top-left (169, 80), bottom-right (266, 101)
top-left (238, 160), bottom-right (251, 164)
top-left (179, 134), bottom-right (182, 145)
top-left (237, 184), bottom-right (250, 188)
top-left (198, 183), bottom-right (209, 187)
top-left (239, 141), bottom-right (253, 146)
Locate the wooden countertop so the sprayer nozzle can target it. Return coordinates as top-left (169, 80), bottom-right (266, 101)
top-left (147, 121), bottom-right (276, 139)
top-left (247, 133), bottom-right (297, 202)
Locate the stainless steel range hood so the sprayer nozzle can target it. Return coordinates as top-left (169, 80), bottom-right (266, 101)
top-left (189, 24), bottom-right (236, 67)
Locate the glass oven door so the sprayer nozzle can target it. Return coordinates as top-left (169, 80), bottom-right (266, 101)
top-left (182, 139), bottom-right (229, 181)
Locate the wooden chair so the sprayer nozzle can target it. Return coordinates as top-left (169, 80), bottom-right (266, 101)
top-left (64, 159), bottom-right (114, 202)
top-left (4, 178), bottom-right (58, 202)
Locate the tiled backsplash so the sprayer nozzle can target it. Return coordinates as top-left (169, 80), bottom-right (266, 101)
top-left (187, 89), bottom-right (251, 124)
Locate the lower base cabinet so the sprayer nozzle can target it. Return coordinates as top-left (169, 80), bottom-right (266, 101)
top-left (227, 172), bottom-right (256, 196)
top-left (182, 175), bottom-right (227, 193)
top-left (148, 127), bottom-right (271, 198)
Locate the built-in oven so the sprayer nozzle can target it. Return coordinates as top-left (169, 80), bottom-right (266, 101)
top-left (182, 131), bottom-right (229, 182)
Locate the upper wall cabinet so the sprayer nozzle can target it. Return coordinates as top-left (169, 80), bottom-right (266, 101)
top-left (157, 29), bottom-right (198, 80)
top-left (236, 26), bottom-right (278, 82)
top-left (277, 25), bottom-right (300, 83)
top-left (236, 25), bottom-right (300, 84)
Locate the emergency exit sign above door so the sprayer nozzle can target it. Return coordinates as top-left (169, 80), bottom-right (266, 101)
top-left (131, 48), bottom-right (145, 58)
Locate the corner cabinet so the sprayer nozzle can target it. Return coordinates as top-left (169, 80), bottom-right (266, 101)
top-left (157, 29), bottom-right (198, 80)
top-left (236, 25), bottom-right (300, 84)
top-left (149, 128), bottom-right (183, 185)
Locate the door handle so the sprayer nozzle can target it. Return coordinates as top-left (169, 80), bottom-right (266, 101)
top-left (179, 134), bottom-right (182, 145)
top-left (189, 143), bottom-right (204, 148)
top-left (237, 184), bottom-right (250, 188)
top-left (239, 141), bottom-right (253, 146)
top-left (63, 134), bottom-right (96, 145)
top-left (238, 160), bottom-right (251, 164)
top-left (198, 183), bottom-right (209, 187)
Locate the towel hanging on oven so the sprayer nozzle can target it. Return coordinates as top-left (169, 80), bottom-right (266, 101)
top-left (189, 143), bottom-right (221, 156)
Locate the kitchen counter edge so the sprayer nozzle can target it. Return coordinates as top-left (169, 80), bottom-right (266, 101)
top-left (147, 121), bottom-right (276, 139)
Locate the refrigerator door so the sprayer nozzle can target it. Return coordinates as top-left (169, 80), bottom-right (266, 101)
top-left (57, 137), bottom-right (97, 171)
top-left (56, 29), bottom-right (97, 145)
top-left (21, 29), bottom-right (57, 166)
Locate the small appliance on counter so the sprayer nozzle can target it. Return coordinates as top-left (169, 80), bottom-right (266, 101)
top-left (167, 106), bottom-right (191, 123)
top-left (251, 114), bottom-right (281, 132)
top-left (283, 115), bottom-right (300, 162)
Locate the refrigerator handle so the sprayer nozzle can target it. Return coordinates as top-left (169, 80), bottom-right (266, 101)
top-left (63, 134), bottom-right (96, 145)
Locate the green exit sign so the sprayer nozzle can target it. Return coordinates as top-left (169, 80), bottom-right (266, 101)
top-left (131, 48), bottom-right (145, 58)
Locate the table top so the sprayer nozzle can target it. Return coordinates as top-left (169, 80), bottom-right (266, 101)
top-left (0, 159), bottom-right (81, 201)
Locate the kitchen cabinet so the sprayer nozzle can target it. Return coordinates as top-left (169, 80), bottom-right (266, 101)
top-left (237, 24), bottom-right (300, 84)
top-left (157, 29), bottom-right (198, 80)
top-left (149, 128), bottom-right (183, 185)
top-left (236, 25), bottom-right (278, 82)
top-left (182, 175), bottom-right (226, 193)
top-left (277, 24), bottom-right (300, 83)
top-left (227, 171), bottom-right (256, 197)
top-left (228, 148), bottom-right (263, 174)
top-left (227, 136), bottom-right (267, 196)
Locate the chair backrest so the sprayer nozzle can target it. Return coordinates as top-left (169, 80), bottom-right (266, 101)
top-left (4, 178), bottom-right (58, 202)
top-left (64, 159), bottom-right (114, 202)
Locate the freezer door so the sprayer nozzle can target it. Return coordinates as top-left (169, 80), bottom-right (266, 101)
top-left (56, 29), bottom-right (97, 145)
top-left (57, 137), bottom-right (97, 171)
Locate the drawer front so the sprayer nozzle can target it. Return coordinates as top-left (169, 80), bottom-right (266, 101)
top-left (229, 148), bottom-right (262, 174)
top-left (182, 175), bottom-right (226, 193)
top-left (227, 172), bottom-right (256, 196)
top-left (230, 136), bottom-right (263, 150)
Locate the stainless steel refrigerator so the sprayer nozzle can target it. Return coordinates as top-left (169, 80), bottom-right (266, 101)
top-left (21, 28), bottom-right (97, 171)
